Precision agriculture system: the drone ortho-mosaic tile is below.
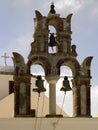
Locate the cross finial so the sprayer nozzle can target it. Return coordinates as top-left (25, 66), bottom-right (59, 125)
top-left (1, 53), bottom-right (9, 66)
top-left (49, 2), bottom-right (56, 14)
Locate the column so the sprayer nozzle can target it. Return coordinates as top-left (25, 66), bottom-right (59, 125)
top-left (46, 76), bottom-right (60, 117)
top-left (72, 79), bottom-right (80, 117)
top-left (49, 83), bottom-right (56, 115)
top-left (14, 75), bottom-right (31, 117)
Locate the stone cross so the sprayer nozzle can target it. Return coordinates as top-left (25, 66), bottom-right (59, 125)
top-left (1, 53), bottom-right (9, 66)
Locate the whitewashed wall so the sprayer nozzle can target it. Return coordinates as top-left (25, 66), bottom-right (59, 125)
top-left (0, 74), bottom-right (13, 100)
top-left (0, 118), bottom-right (98, 130)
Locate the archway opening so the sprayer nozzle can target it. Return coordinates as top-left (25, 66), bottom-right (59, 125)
top-left (48, 25), bottom-right (57, 54)
top-left (56, 65), bottom-right (73, 117)
top-left (30, 64), bottom-right (48, 116)
top-left (30, 64), bottom-right (49, 102)
top-left (31, 64), bottom-right (45, 76)
top-left (30, 65), bottom-right (45, 93)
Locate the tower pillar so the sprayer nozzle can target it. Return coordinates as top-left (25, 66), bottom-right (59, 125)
top-left (72, 76), bottom-right (92, 117)
top-left (14, 75), bottom-right (31, 117)
top-left (49, 83), bottom-right (56, 115)
top-left (46, 76), bottom-right (62, 117)
top-left (72, 78), bottom-right (81, 117)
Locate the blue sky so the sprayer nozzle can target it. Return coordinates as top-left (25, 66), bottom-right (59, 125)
top-left (0, 0), bottom-right (98, 117)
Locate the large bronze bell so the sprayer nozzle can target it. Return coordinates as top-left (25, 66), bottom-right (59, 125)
top-left (49, 33), bottom-right (56, 50)
top-left (60, 76), bottom-right (72, 93)
top-left (33, 76), bottom-right (46, 95)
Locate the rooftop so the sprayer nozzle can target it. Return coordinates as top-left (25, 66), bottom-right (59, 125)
top-left (0, 66), bottom-right (14, 74)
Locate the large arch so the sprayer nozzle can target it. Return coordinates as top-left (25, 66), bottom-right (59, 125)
top-left (57, 65), bottom-right (73, 116)
top-left (56, 58), bottom-right (80, 117)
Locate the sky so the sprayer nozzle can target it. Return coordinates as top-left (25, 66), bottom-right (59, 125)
top-left (0, 0), bottom-right (98, 117)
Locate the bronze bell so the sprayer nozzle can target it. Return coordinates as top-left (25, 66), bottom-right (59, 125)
top-left (49, 33), bottom-right (56, 49)
top-left (33, 76), bottom-right (46, 95)
top-left (60, 76), bottom-right (72, 93)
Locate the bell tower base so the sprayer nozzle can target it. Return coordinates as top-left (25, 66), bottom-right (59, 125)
top-left (46, 114), bottom-right (63, 118)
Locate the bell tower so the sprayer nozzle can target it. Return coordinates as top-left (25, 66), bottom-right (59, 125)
top-left (27, 3), bottom-right (93, 117)
top-left (13, 3), bottom-right (93, 117)
top-left (28, 3), bottom-right (77, 57)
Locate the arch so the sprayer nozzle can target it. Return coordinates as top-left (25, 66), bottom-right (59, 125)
top-left (58, 65), bottom-right (73, 116)
top-left (31, 64), bottom-right (45, 76)
top-left (56, 58), bottom-right (81, 117)
top-left (56, 58), bottom-right (80, 77)
top-left (49, 25), bottom-right (56, 34)
top-left (60, 65), bottom-right (72, 77)
top-left (27, 56), bottom-right (51, 76)
top-left (46, 16), bottom-right (63, 32)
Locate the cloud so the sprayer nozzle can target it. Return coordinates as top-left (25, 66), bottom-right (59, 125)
top-left (31, 65), bottom-right (45, 76)
top-left (0, 34), bottom-right (33, 65)
top-left (55, 0), bottom-right (82, 11)
top-left (60, 66), bottom-right (72, 76)
top-left (10, 36), bottom-right (31, 52)
top-left (91, 7), bottom-right (98, 20)
top-left (54, 0), bottom-right (92, 14)
top-left (11, 0), bottom-right (33, 7)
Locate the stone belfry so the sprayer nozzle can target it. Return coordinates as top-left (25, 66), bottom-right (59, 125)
top-left (13, 3), bottom-right (93, 117)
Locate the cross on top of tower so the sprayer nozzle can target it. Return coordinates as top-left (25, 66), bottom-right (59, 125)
top-left (1, 53), bottom-right (9, 66)
top-left (49, 2), bottom-right (56, 14)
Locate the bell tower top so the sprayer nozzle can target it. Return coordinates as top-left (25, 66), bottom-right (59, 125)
top-left (49, 2), bottom-right (56, 14)
top-left (28, 3), bottom-right (77, 60)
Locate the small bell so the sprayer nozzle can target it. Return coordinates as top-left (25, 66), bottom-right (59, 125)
top-left (60, 76), bottom-right (72, 93)
top-left (33, 76), bottom-right (46, 95)
top-left (49, 33), bottom-right (56, 50)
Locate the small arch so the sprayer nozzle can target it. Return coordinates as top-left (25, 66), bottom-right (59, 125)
top-left (60, 66), bottom-right (72, 77)
top-left (49, 25), bottom-right (56, 34)
top-left (31, 64), bottom-right (45, 76)
top-left (56, 58), bottom-right (80, 77)
top-left (27, 56), bottom-right (51, 76)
